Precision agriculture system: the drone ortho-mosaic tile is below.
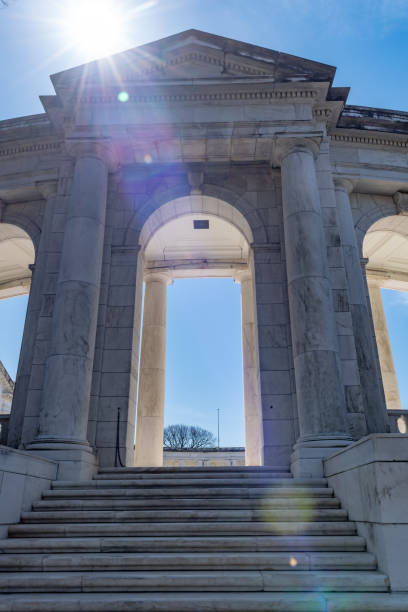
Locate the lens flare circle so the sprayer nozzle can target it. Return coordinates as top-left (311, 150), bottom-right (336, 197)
top-left (118, 91), bottom-right (129, 103)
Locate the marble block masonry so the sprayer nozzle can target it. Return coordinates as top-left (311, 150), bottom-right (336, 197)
top-left (0, 29), bottom-right (407, 482)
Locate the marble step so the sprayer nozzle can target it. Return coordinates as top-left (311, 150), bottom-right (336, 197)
top-left (51, 477), bottom-right (323, 489)
top-left (0, 570), bottom-right (389, 593)
top-left (98, 466), bottom-right (291, 475)
top-left (33, 496), bottom-right (341, 511)
top-left (8, 521), bottom-right (357, 538)
top-left (1, 592), bottom-right (407, 612)
top-left (95, 471), bottom-right (292, 481)
top-left (42, 486), bottom-right (334, 499)
top-left (21, 508), bottom-right (348, 524)
top-left (0, 535), bottom-right (367, 554)
top-left (0, 551), bottom-right (377, 572)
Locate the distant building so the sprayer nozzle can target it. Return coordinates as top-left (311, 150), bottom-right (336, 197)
top-left (0, 361), bottom-right (14, 415)
top-left (163, 447), bottom-right (245, 467)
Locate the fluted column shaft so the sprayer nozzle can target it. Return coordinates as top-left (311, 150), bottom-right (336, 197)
top-left (279, 140), bottom-right (349, 443)
top-left (366, 277), bottom-right (402, 411)
top-left (236, 269), bottom-right (264, 466)
top-left (135, 271), bottom-right (171, 467)
top-left (335, 179), bottom-right (389, 431)
top-left (35, 149), bottom-right (109, 446)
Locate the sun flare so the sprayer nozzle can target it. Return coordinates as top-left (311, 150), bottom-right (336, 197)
top-left (64, 0), bottom-right (125, 59)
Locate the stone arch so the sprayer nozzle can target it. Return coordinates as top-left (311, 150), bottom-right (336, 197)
top-left (1, 211), bottom-right (41, 256)
top-left (123, 182), bottom-right (267, 247)
top-left (139, 195), bottom-right (254, 250)
top-left (352, 195), bottom-right (398, 258)
top-left (0, 221), bottom-right (35, 300)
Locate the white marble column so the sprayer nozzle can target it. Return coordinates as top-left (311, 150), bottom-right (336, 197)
top-left (7, 181), bottom-right (57, 448)
top-left (334, 178), bottom-right (389, 432)
top-left (134, 270), bottom-right (172, 467)
top-left (366, 277), bottom-right (402, 411)
top-left (277, 138), bottom-right (351, 476)
top-left (235, 269), bottom-right (264, 466)
top-left (29, 144), bottom-right (111, 479)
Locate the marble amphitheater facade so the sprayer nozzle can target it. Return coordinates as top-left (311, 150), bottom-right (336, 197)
top-left (0, 29), bottom-right (407, 482)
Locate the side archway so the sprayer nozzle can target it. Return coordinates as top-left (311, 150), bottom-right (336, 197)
top-left (363, 213), bottom-right (408, 413)
top-left (0, 221), bottom-right (35, 447)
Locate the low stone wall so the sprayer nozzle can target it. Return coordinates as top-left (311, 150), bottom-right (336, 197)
top-left (163, 447), bottom-right (245, 467)
top-left (0, 445), bottom-right (57, 538)
top-left (324, 434), bottom-right (408, 592)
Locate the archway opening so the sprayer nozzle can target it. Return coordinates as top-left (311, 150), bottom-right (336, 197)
top-left (363, 214), bottom-right (408, 431)
top-left (134, 196), bottom-right (263, 467)
top-left (0, 223), bottom-right (34, 442)
top-left (164, 277), bottom-right (245, 467)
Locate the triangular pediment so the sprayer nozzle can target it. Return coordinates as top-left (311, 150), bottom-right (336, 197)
top-left (50, 29), bottom-right (337, 91)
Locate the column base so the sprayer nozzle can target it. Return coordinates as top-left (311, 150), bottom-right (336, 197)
top-left (26, 440), bottom-right (98, 481)
top-left (291, 435), bottom-right (352, 478)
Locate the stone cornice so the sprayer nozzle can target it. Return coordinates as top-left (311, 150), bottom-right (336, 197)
top-left (79, 87), bottom-right (321, 105)
top-left (0, 140), bottom-right (62, 159)
top-left (130, 50), bottom-right (274, 79)
top-left (0, 113), bottom-right (50, 131)
top-left (331, 129), bottom-right (408, 150)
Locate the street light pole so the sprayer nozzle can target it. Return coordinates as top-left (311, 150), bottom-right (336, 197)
top-left (217, 408), bottom-right (220, 448)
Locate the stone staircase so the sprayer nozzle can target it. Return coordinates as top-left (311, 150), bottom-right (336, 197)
top-left (0, 466), bottom-right (406, 610)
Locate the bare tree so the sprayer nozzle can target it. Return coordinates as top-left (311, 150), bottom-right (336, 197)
top-left (164, 424), bottom-right (216, 450)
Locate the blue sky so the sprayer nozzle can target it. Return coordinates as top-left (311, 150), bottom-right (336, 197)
top-left (0, 0), bottom-right (407, 445)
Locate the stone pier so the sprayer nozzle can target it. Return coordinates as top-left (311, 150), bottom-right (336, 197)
top-left (28, 145), bottom-right (111, 479)
top-left (277, 138), bottom-right (351, 477)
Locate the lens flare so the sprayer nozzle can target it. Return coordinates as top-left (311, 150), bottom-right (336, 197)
top-left (289, 557), bottom-right (298, 567)
top-left (118, 91), bottom-right (129, 103)
top-left (64, 0), bottom-right (125, 59)
top-left (144, 154), bottom-right (153, 164)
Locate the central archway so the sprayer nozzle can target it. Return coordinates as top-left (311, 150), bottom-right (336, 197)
top-left (134, 195), bottom-right (263, 467)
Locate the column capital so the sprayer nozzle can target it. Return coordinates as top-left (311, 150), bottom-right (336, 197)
top-left (393, 191), bottom-right (408, 216)
top-left (64, 138), bottom-right (118, 171)
top-left (35, 180), bottom-right (58, 200)
top-left (234, 268), bottom-right (252, 284)
top-left (144, 269), bottom-right (173, 285)
top-left (273, 135), bottom-right (321, 165)
top-left (333, 176), bottom-right (354, 195)
top-left (366, 270), bottom-right (391, 287)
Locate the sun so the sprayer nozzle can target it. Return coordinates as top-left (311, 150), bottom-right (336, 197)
top-left (64, 0), bottom-right (125, 59)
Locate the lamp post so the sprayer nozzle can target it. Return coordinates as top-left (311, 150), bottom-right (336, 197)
top-left (217, 408), bottom-right (220, 448)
